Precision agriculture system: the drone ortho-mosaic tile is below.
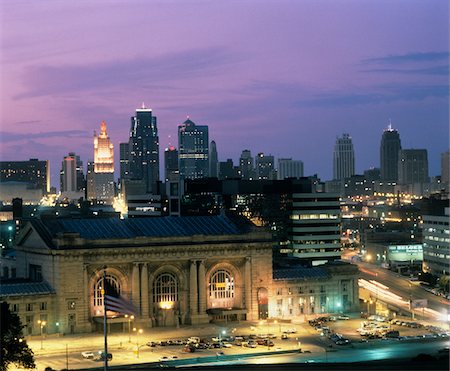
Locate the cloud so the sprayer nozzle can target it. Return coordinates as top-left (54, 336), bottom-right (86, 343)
top-left (0, 130), bottom-right (88, 142)
top-left (15, 47), bottom-right (239, 99)
top-left (362, 51), bottom-right (449, 65)
top-left (362, 65), bottom-right (448, 76)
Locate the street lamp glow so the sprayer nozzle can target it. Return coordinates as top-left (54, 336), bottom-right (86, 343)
top-left (37, 320), bottom-right (47, 350)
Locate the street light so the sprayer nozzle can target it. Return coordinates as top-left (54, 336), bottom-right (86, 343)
top-left (125, 314), bottom-right (135, 343)
top-left (37, 320), bottom-right (47, 350)
top-left (219, 329), bottom-right (226, 347)
top-left (133, 328), bottom-right (143, 358)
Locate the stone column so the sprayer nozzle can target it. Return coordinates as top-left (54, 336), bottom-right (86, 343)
top-left (189, 260), bottom-right (198, 316)
top-left (141, 263), bottom-right (149, 318)
top-left (132, 263), bottom-right (140, 315)
top-left (198, 260), bottom-right (206, 314)
top-left (245, 257), bottom-right (252, 314)
top-left (82, 264), bottom-right (89, 326)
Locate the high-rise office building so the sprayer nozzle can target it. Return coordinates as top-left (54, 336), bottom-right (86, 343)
top-left (256, 153), bottom-right (275, 180)
top-left (398, 149), bottom-right (429, 184)
top-left (60, 152), bottom-right (84, 193)
top-left (277, 158), bottom-right (304, 180)
top-left (380, 125), bottom-right (402, 182)
top-left (333, 133), bottom-right (355, 180)
top-left (128, 104), bottom-right (160, 193)
top-left (119, 142), bottom-right (130, 181)
top-left (90, 121), bottom-right (115, 202)
top-left (164, 146), bottom-right (179, 182)
top-left (178, 118), bottom-right (209, 179)
top-left (441, 150), bottom-right (449, 188)
top-left (239, 150), bottom-right (254, 180)
top-left (0, 159), bottom-right (50, 194)
top-left (209, 140), bottom-right (218, 178)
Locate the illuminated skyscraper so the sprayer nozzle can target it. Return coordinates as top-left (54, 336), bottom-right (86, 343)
top-left (256, 152), bottom-right (275, 180)
top-left (91, 121), bottom-right (115, 202)
top-left (333, 133), bottom-right (355, 180)
top-left (178, 118), bottom-right (209, 179)
top-left (239, 150), bottom-right (254, 180)
top-left (128, 104), bottom-right (160, 193)
top-left (164, 146), bottom-right (179, 181)
top-left (380, 125), bottom-right (402, 182)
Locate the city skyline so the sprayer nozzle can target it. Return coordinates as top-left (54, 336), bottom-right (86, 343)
top-left (0, 1), bottom-right (448, 187)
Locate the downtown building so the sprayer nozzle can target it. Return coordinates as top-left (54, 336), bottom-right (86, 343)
top-left (178, 118), bottom-right (209, 180)
top-left (0, 159), bottom-right (50, 203)
top-left (333, 133), bottom-right (355, 181)
top-left (86, 121), bottom-right (115, 203)
top-left (255, 152), bottom-right (275, 180)
top-left (239, 150), bottom-right (255, 180)
top-left (1, 214), bottom-right (358, 335)
top-left (60, 152), bottom-right (85, 200)
top-left (397, 149), bottom-right (429, 195)
top-left (277, 158), bottom-right (304, 180)
top-left (380, 125), bottom-right (401, 183)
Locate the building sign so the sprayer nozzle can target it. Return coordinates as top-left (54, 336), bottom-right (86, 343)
top-left (388, 244), bottom-right (423, 262)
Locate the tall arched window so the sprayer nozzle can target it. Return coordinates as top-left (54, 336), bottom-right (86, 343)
top-left (210, 269), bottom-right (235, 299)
top-left (94, 275), bottom-right (121, 308)
top-left (153, 273), bottom-right (178, 306)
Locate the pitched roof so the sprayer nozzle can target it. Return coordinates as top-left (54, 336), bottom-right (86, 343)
top-left (0, 281), bottom-right (55, 297)
top-left (31, 215), bottom-right (248, 242)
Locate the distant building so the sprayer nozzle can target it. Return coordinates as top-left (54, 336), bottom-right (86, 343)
top-left (0, 158), bottom-right (50, 195)
top-left (119, 142), bottom-right (130, 181)
top-left (128, 105), bottom-right (160, 194)
top-left (441, 150), bottom-right (449, 191)
top-left (333, 133), bottom-right (355, 180)
top-left (398, 149), bottom-right (429, 185)
top-left (239, 150), bottom-right (254, 180)
top-left (256, 153), bottom-right (275, 180)
top-left (60, 152), bottom-right (84, 195)
top-left (380, 125), bottom-right (401, 183)
top-left (178, 118), bottom-right (209, 179)
top-left (219, 159), bottom-right (239, 180)
top-left (164, 146), bottom-right (179, 182)
top-left (209, 140), bottom-right (218, 178)
top-left (90, 121), bottom-right (115, 203)
top-left (277, 158), bottom-right (304, 180)
top-left (422, 207), bottom-right (450, 276)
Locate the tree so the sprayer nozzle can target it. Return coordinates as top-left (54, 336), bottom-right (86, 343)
top-left (0, 301), bottom-right (35, 371)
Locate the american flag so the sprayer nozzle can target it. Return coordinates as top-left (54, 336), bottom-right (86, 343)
top-left (103, 278), bottom-right (136, 315)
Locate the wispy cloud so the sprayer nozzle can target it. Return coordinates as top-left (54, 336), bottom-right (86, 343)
top-left (0, 130), bottom-right (88, 142)
top-left (362, 65), bottom-right (448, 76)
top-left (15, 47), bottom-right (239, 99)
top-left (362, 51), bottom-right (449, 65)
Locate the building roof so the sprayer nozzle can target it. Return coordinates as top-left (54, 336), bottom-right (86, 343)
top-left (30, 215), bottom-right (248, 242)
top-left (273, 267), bottom-right (330, 281)
top-left (0, 281), bottom-right (55, 297)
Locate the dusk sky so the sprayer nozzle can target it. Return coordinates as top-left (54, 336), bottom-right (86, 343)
top-left (1, 1), bottom-right (448, 188)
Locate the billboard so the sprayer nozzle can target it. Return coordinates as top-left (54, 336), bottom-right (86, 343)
top-left (388, 244), bottom-right (423, 262)
top-left (411, 299), bottom-right (427, 309)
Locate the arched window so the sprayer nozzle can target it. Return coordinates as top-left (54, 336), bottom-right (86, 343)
top-left (94, 275), bottom-right (121, 308)
top-left (153, 273), bottom-right (178, 305)
top-left (210, 269), bottom-right (235, 299)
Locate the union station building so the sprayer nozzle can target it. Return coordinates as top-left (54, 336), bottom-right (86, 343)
top-left (0, 215), bottom-right (358, 335)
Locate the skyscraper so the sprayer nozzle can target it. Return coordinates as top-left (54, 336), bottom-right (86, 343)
top-left (278, 158), bottom-right (304, 180)
top-left (256, 153), bottom-right (275, 180)
top-left (178, 118), bottom-right (209, 179)
top-left (0, 159), bottom-right (50, 194)
top-left (91, 121), bottom-right (115, 202)
top-left (60, 152), bottom-right (84, 193)
top-left (209, 140), bottom-right (218, 178)
top-left (239, 150), bottom-right (254, 180)
top-left (380, 125), bottom-right (402, 182)
top-left (164, 146), bottom-right (179, 181)
top-left (333, 133), bottom-right (355, 180)
top-left (398, 149), bottom-right (429, 184)
top-left (128, 104), bottom-right (160, 193)
top-left (441, 150), bottom-right (449, 189)
top-left (119, 142), bottom-right (130, 181)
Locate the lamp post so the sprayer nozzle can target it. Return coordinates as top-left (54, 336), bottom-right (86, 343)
top-left (37, 320), bottom-right (47, 350)
top-left (125, 314), bottom-right (134, 343)
top-left (133, 328), bottom-right (143, 358)
top-left (219, 329), bottom-right (226, 347)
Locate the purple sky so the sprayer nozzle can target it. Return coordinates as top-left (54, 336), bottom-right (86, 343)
top-left (1, 1), bottom-right (448, 188)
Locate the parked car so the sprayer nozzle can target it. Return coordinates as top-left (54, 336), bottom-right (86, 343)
top-left (281, 333), bottom-right (288, 340)
top-left (244, 340), bottom-right (257, 348)
top-left (337, 315), bottom-right (350, 320)
top-left (81, 351), bottom-right (95, 359)
top-left (385, 330), bottom-right (400, 338)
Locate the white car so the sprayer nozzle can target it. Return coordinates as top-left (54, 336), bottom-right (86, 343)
top-left (159, 356), bottom-right (178, 362)
top-left (81, 351), bottom-right (95, 359)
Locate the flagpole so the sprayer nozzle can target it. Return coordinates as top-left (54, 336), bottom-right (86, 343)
top-left (103, 269), bottom-right (109, 371)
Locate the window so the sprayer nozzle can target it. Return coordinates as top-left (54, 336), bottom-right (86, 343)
top-left (153, 272), bottom-right (179, 304)
top-left (40, 302), bottom-right (47, 311)
top-left (277, 299), bottom-right (283, 306)
top-left (11, 303), bottom-right (19, 312)
top-left (29, 264), bottom-right (42, 281)
top-left (26, 303), bottom-right (33, 312)
top-left (94, 275), bottom-right (121, 308)
top-left (210, 269), bottom-right (234, 299)
top-left (276, 288), bottom-right (283, 295)
top-left (68, 301), bottom-right (76, 310)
